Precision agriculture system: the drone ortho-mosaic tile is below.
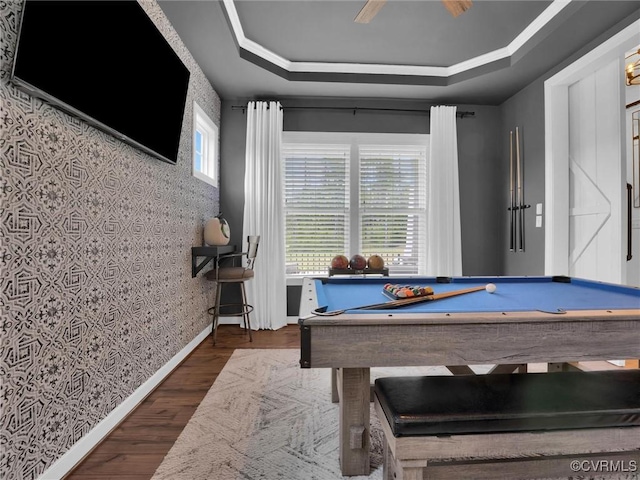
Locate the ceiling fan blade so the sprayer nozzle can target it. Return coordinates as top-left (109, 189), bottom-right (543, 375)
top-left (442, 0), bottom-right (473, 17)
top-left (354, 0), bottom-right (387, 24)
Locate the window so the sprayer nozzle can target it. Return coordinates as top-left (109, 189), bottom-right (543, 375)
top-left (283, 142), bottom-right (350, 276)
top-left (283, 132), bottom-right (428, 277)
top-left (192, 101), bottom-right (218, 187)
top-left (359, 145), bottom-right (427, 275)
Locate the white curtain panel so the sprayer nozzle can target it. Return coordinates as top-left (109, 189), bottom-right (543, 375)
top-left (426, 105), bottom-right (463, 276)
top-left (242, 101), bottom-right (287, 330)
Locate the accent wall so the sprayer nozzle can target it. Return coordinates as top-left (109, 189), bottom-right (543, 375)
top-left (0, 1), bottom-right (221, 478)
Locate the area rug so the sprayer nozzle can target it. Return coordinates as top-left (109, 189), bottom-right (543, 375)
top-left (151, 349), bottom-right (452, 480)
top-left (151, 350), bottom-right (633, 480)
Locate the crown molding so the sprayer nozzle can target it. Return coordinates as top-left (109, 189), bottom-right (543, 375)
top-left (222, 0), bottom-right (573, 84)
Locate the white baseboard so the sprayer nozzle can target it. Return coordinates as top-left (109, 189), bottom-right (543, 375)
top-left (38, 326), bottom-right (211, 480)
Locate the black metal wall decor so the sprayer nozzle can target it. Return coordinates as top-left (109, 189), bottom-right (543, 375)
top-left (508, 127), bottom-right (530, 252)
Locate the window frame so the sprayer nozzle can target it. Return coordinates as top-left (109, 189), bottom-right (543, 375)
top-left (192, 101), bottom-right (219, 188)
top-left (282, 131), bottom-right (429, 279)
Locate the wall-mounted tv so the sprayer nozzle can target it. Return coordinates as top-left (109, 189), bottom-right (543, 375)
top-left (11, 0), bottom-right (191, 165)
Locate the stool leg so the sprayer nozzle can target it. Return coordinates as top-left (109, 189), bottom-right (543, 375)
top-left (240, 282), bottom-right (252, 342)
top-left (212, 282), bottom-right (223, 345)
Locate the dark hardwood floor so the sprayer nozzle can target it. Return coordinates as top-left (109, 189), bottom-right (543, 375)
top-left (65, 325), bottom-right (300, 479)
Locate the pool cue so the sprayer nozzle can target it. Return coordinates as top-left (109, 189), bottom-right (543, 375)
top-left (310, 285), bottom-right (487, 317)
top-left (509, 130), bottom-right (515, 252)
top-left (516, 126), bottom-right (524, 252)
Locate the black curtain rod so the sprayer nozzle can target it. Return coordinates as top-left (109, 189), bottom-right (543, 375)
top-left (231, 105), bottom-right (475, 118)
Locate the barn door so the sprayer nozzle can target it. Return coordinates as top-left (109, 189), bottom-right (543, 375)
top-left (567, 59), bottom-right (623, 283)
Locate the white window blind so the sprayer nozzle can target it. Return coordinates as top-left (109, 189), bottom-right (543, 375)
top-left (283, 144), bottom-right (350, 275)
top-left (359, 145), bottom-right (427, 275)
top-left (282, 133), bottom-right (429, 277)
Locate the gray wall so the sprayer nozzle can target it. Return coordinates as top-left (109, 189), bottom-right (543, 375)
top-left (455, 105), bottom-right (505, 275)
top-left (220, 101), bottom-right (248, 252)
top-left (220, 97), bottom-right (504, 279)
top-left (1, 2), bottom-right (221, 478)
top-left (500, 81), bottom-right (546, 275)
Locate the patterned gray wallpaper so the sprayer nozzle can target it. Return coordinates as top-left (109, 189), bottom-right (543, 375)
top-left (0, 1), bottom-right (222, 478)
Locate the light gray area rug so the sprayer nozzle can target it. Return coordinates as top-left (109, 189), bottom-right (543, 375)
top-left (152, 349), bottom-right (453, 480)
top-left (152, 349), bottom-right (635, 480)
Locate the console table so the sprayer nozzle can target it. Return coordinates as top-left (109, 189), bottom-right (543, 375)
top-left (191, 245), bottom-right (236, 277)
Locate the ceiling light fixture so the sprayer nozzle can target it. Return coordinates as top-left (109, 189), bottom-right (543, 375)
top-left (626, 49), bottom-right (640, 86)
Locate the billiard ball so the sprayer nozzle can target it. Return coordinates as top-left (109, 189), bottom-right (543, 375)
top-left (367, 254), bottom-right (385, 270)
top-left (486, 283), bottom-right (497, 294)
top-left (349, 254), bottom-right (367, 270)
top-left (331, 254), bottom-right (349, 269)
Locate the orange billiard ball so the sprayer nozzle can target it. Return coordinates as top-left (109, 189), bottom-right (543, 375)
top-left (367, 255), bottom-right (385, 270)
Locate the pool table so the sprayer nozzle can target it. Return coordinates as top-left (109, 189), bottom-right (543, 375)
top-left (298, 275), bottom-right (640, 476)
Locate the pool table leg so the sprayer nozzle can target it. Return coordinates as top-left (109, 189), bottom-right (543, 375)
top-left (548, 362), bottom-right (576, 372)
top-left (331, 368), bottom-right (339, 403)
top-left (337, 367), bottom-right (371, 476)
top-left (488, 363), bottom-right (528, 374)
top-left (448, 364), bottom-right (529, 375)
top-left (446, 365), bottom-right (475, 375)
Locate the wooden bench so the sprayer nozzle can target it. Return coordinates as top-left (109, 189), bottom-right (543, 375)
top-left (374, 370), bottom-right (640, 480)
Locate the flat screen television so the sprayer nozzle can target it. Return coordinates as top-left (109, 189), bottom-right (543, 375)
top-left (11, 0), bottom-right (191, 165)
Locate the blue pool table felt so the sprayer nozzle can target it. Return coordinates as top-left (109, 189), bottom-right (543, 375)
top-left (314, 276), bottom-right (640, 315)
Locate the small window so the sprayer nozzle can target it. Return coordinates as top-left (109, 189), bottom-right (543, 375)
top-left (192, 101), bottom-right (218, 187)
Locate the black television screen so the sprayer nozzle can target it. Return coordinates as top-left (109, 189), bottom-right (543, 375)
top-left (11, 0), bottom-right (190, 165)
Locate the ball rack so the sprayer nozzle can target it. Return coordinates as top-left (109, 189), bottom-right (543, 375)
top-left (328, 267), bottom-right (389, 277)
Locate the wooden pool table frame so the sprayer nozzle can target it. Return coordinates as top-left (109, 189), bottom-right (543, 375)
top-left (298, 276), bottom-right (640, 476)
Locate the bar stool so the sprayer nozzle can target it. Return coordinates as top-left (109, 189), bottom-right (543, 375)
top-left (205, 235), bottom-right (260, 345)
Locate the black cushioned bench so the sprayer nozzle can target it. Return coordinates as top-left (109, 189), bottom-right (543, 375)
top-left (374, 370), bottom-right (640, 480)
